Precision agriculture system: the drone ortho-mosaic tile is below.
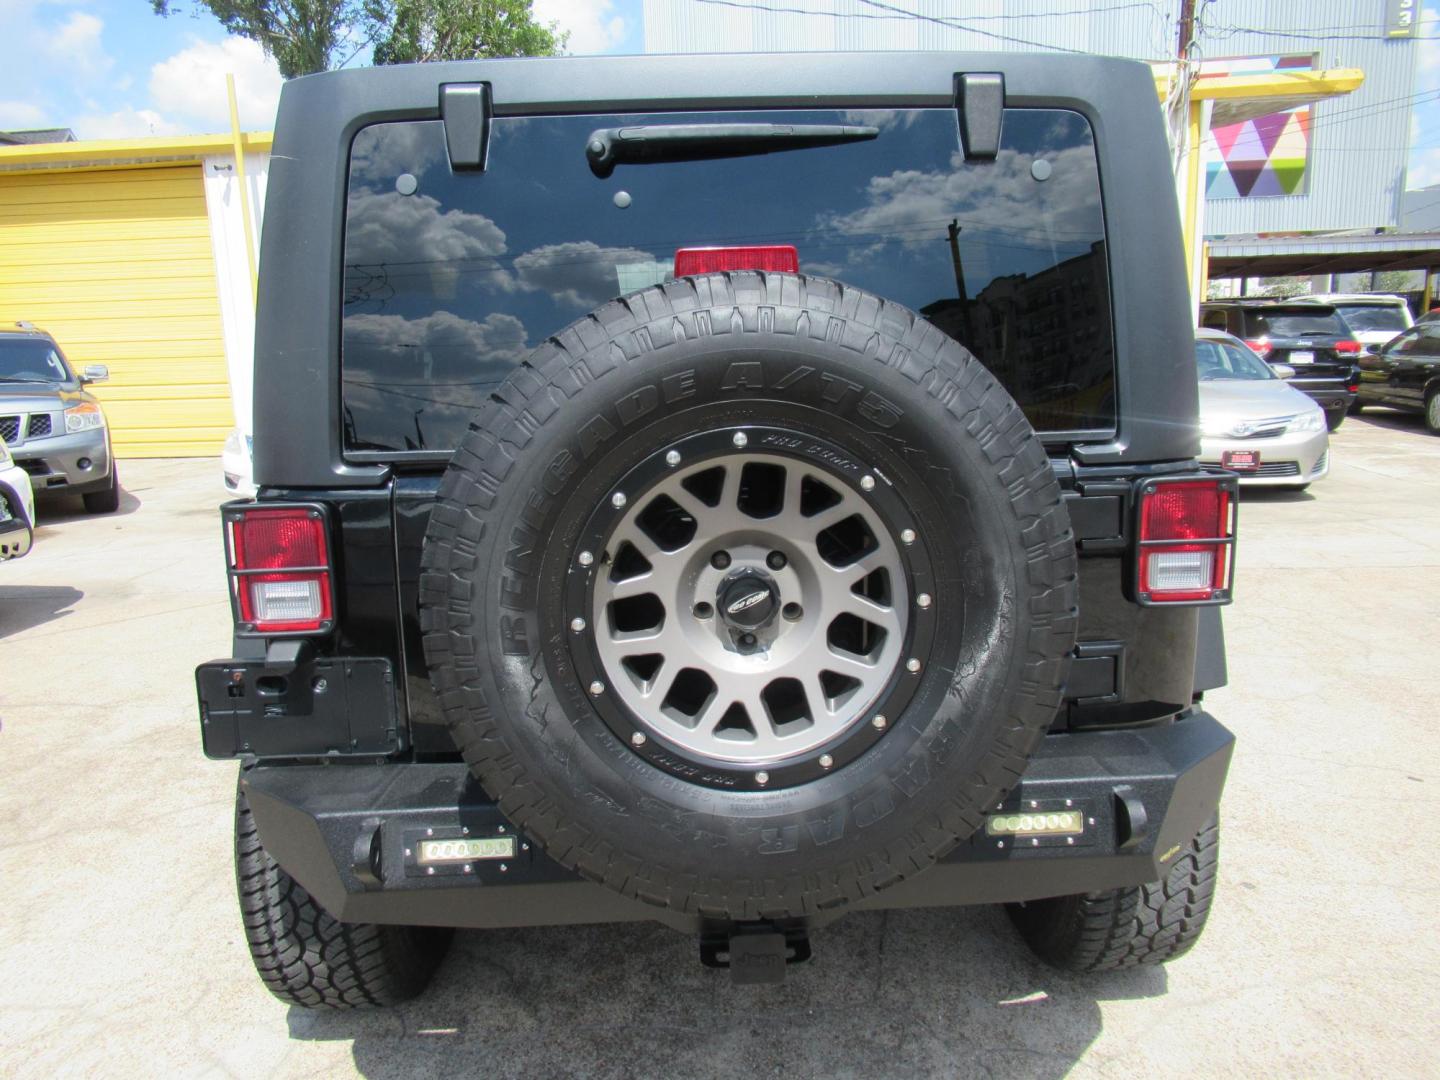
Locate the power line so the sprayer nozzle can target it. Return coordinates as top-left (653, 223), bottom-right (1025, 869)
top-left (688, 0), bottom-right (1162, 24)
top-left (851, 0), bottom-right (1088, 53)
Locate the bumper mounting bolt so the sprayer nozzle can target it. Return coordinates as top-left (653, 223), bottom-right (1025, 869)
top-left (589, 680), bottom-right (605, 696)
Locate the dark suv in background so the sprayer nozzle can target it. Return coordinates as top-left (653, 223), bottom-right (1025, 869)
top-left (197, 53), bottom-right (1235, 1007)
top-left (1200, 300), bottom-right (1361, 430)
top-left (0, 324), bottom-right (119, 513)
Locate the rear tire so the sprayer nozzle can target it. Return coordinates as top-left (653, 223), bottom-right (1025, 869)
top-left (1426, 391), bottom-right (1440, 435)
top-left (83, 465), bottom-right (120, 513)
top-left (235, 785), bottom-right (452, 1008)
top-left (1324, 408), bottom-right (1345, 432)
top-left (1005, 817), bottom-right (1219, 972)
top-left (1346, 398), bottom-right (1364, 417)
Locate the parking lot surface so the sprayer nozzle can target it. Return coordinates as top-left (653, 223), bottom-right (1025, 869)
top-left (3, 412), bottom-right (1438, 1079)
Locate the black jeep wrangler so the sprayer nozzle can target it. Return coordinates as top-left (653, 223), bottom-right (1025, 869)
top-left (197, 52), bottom-right (1235, 1006)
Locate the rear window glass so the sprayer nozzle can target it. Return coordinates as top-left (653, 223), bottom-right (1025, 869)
top-left (341, 108), bottom-right (1113, 454)
top-left (1245, 309), bottom-right (1344, 337)
top-left (1334, 304), bottom-right (1408, 334)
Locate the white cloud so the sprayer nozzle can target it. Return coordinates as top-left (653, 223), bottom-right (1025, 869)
top-left (534, 0), bottom-right (626, 55)
top-left (47, 11), bottom-right (112, 76)
top-left (149, 37), bottom-right (282, 132)
top-left (1409, 147), bottom-right (1440, 189)
top-left (73, 107), bottom-right (186, 140)
top-left (0, 100), bottom-right (49, 128)
top-left (1407, 5), bottom-right (1440, 189)
top-left (513, 241), bottom-right (654, 307)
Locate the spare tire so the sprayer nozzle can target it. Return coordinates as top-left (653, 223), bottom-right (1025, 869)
top-left (421, 273), bottom-right (1077, 921)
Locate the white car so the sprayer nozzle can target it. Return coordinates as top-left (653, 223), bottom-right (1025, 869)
top-left (1298, 293), bottom-right (1413, 355)
top-left (1196, 328), bottom-right (1330, 489)
top-left (222, 428), bottom-right (257, 498)
top-left (0, 434), bottom-right (36, 560)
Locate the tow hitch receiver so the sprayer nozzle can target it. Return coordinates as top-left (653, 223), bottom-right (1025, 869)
top-left (700, 924), bottom-right (812, 985)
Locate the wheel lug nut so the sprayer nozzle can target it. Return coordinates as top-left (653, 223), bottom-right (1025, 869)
top-left (819, 754), bottom-right (834, 769)
top-left (570, 617), bottom-right (586, 633)
top-left (665, 449), bottom-right (681, 467)
top-left (766, 551), bottom-right (787, 570)
top-left (711, 551), bottom-right (731, 570)
top-left (906, 658), bottom-right (921, 673)
top-left (630, 731), bottom-right (647, 747)
top-left (901, 528), bottom-right (916, 544)
top-left (755, 771), bottom-right (769, 786)
top-left (872, 714), bottom-right (887, 730)
top-left (739, 633), bottom-right (756, 647)
top-left (782, 602), bottom-right (802, 621)
top-left (732, 431), bottom-right (748, 448)
top-left (860, 475), bottom-right (875, 491)
top-left (589, 680), bottom-right (606, 696)
top-left (693, 602), bottom-right (713, 619)
top-left (611, 492), bottom-right (627, 508)
top-left (916, 593), bottom-right (932, 609)
top-left (578, 550), bottom-right (594, 567)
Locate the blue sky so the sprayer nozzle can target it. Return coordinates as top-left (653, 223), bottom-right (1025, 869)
top-left (0, 0), bottom-right (1436, 192)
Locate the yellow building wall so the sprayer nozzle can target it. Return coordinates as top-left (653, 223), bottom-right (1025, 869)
top-left (0, 164), bottom-right (230, 457)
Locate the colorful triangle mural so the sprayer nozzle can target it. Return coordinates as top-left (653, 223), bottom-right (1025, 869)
top-left (1203, 54), bottom-right (1313, 200)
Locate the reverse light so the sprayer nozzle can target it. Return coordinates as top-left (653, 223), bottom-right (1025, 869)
top-left (64, 402), bottom-right (105, 432)
top-left (674, 245), bottom-right (799, 276)
top-left (1334, 339), bottom-right (1362, 355)
top-left (1133, 476), bottom-right (1237, 606)
top-left (224, 504), bottom-right (334, 634)
top-left (1243, 338), bottom-right (1272, 358)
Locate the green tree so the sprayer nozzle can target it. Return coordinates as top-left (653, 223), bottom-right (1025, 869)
top-left (371, 0), bottom-right (564, 64)
top-left (149, 0), bottom-right (371, 78)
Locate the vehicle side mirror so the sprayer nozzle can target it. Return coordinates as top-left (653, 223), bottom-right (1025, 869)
top-left (1271, 364), bottom-right (1296, 380)
top-left (81, 364), bottom-right (109, 384)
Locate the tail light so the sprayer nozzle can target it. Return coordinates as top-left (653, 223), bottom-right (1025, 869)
top-left (223, 503), bottom-right (334, 634)
top-left (1334, 339), bottom-right (1362, 355)
top-left (674, 245), bottom-right (799, 276)
top-left (1132, 476), bottom-right (1237, 606)
top-left (1243, 338), bottom-right (1271, 358)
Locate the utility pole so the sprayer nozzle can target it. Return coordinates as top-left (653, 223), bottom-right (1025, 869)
top-left (1177, 0), bottom-right (1195, 60)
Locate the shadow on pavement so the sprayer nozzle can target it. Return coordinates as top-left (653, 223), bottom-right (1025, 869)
top-left (286, 906), bottom-right (1165, 1078)
top-left (0, 584), bottom-right (84, 638)
top-left (1350, 409), bottom-right (1429, 437)
top-left (35, 485), bottom-right (142, 522)
top-left (1239, 487), bottom-right (1315, 504)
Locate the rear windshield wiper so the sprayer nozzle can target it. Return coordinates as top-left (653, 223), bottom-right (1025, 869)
top-left (585, 123), bottom-right (879, 177)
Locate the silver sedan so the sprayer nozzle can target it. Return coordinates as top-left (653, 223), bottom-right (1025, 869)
top-left (1196, 328), bottom-right (1330, 488)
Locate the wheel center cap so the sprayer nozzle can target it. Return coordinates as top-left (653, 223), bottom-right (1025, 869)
top-left (719, 574), bottom-right (777, 629)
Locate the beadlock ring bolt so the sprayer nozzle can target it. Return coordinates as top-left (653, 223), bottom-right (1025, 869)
top-left (755, 771), bottom-right (770, 786)
top-left (872, 715), bottom-right (887, 730)
top-left (570, 617), bottom-right (586, 633)
top-left (630, 731), bottom-right (647, 747)
top-left (665, 449), bottom-right (681, 466)
top-left (589, 680), bottom-right (605, 696)
top-left (900, 528), bottom-right (916, 544)
top-left (819, 754), bottom-right (834, 769)
top-left (860, 475), bottom-right (876, 491)
top-left (906, 658), bottom-right (921, 673)
top-left (578, 550), bottom-right (594, 567)
top-left (916, 593), bottom-right (932, 609)
top-left (732, 431), bottom-right (748, 448)
top-left (611, 492), bottom-right (627, 508)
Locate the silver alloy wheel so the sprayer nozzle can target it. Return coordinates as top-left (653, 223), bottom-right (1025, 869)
top-left (1428, 393), bottom-right (1440, 432)
top-left (591, 451), bottom-right (909, 766)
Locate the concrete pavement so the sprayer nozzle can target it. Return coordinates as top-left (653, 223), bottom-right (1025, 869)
top-left (2, 413), bottom-right (1438, 1078)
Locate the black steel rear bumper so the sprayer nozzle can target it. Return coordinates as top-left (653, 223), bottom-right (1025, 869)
top-left (242, 709), bottom-right (1233, 933)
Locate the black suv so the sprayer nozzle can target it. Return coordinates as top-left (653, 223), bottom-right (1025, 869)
top-left (1199, 300), bottom-right (1362, 430)
top-left (197, 54), bottom-right (1235, 1006)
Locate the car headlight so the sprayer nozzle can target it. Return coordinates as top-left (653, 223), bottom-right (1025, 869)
top-left (1201, 416), bottom-right (1234, 437)
top-left (65, 402), bottom-right (106, 433)
top-left (1287, 409), bottom-right (1325, 433)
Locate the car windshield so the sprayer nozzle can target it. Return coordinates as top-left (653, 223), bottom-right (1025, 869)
top-left (1247, 309), bottom-right (1344, 337)
top-left (1334, 304), bottom-right (1409, 334)
top-left (1196, 339), bottom-right (1273, 381)
top-left (0, 339), bottom-right (72, 383)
